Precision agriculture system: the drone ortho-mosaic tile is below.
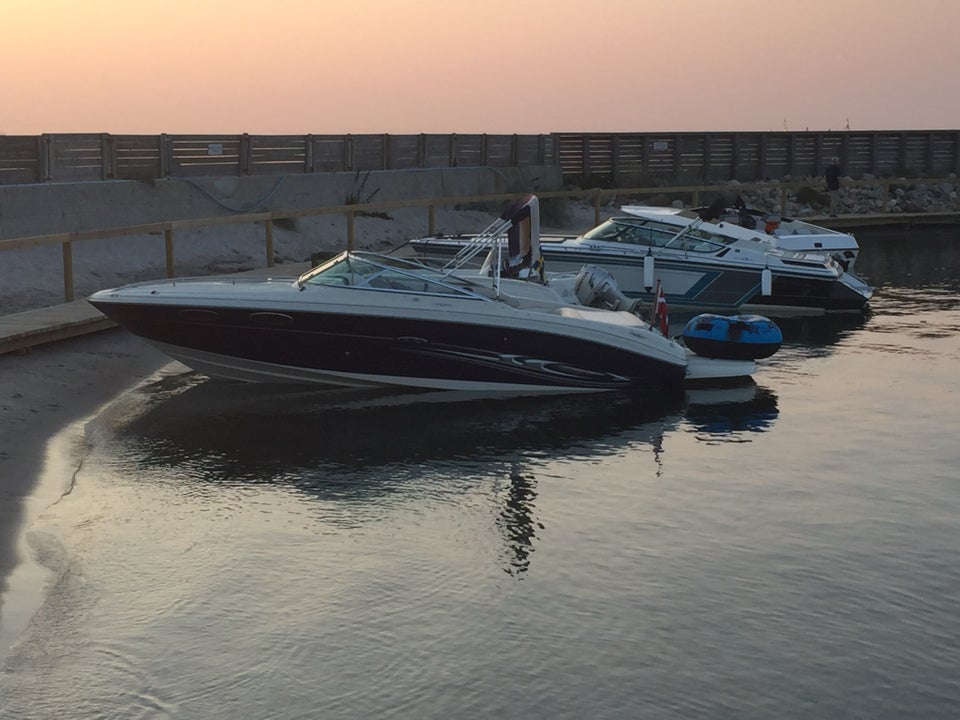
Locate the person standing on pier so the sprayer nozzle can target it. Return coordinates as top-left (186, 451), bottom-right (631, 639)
top-left (825, 157), bottom-right (842, 215)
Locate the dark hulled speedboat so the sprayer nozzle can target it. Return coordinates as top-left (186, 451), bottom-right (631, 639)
top-left (89, 214), bottom-right (764, 394)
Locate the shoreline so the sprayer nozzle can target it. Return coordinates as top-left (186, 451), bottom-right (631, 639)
top-left (0, 329), bottom-right (168, 660)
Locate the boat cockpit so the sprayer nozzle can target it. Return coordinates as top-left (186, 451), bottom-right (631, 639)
top-left (297, 251), bottom-right (494, 299)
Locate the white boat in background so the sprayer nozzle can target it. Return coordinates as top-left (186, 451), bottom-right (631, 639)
top-left (405, 199), bottom-right (873, 318)
top-left (672, 202), bottom-right (861, 272)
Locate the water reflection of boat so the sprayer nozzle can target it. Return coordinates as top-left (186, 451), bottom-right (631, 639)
top-left (107, 372), bottom-right (779, 575)
top-left (113, 376), bottom-right (676, 486)
top-left (775, 312), bottom-right (870, 346)
top-left (684, 383), bottom-right (779, 435)
top-left (116, 373), bottom-right (777, 473)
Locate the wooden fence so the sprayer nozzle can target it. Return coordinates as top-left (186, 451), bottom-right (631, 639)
top-left (1, 131), bottom-right (958, 186)
top-left (557, 131), bottom-right (960, 183)
top-left (0, 133), bottom-right (555, 185)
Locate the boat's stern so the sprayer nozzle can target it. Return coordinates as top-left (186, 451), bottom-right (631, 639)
top-left (836, 271), bottom-right (874, 310)
top-left (683, 352), bottom-right (756, 384)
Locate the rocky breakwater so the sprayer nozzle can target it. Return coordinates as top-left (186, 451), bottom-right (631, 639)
top-left (734, 174), bottom-right (960, 217)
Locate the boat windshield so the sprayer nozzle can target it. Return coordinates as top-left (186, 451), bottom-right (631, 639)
top-left (297, 251), bottom-right (490, 298)
top-left (581, 218), bottom-right (728, 253)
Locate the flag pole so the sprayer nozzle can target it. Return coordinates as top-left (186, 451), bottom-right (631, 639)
top-left (652, 280), bottom-right (669, 338)
top-left (651, 279), bottom-right (661, 331)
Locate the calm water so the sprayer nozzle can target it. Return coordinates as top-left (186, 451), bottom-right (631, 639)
top-left (3, 228), bottom-right (960, 719)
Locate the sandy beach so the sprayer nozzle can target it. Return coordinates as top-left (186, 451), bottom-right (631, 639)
top-left (0, 331), bottom-right (171, 651)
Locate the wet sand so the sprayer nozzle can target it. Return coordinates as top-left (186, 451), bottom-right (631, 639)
top-left (0, 329), bottom-right (168, 652)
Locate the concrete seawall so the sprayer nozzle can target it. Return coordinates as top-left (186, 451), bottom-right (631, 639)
top-left (0, 166), bottom-right (563, 240)
top-left (0, 166), bottom-right (567, 317)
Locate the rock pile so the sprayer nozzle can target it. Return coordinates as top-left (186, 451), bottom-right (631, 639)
top-left (729, 174), bottom-right (959, 217)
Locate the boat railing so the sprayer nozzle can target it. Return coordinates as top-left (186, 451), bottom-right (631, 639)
top-left (438, 214), bottom-right (518, 298)
top-left (662, 217), bottom-right (707, 252)
top-left (441, 216), bottom-right (513, 274)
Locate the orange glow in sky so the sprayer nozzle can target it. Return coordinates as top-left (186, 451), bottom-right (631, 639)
top-left (2, 0), bottom-right (957, 134)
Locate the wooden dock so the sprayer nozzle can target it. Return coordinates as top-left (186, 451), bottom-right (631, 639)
top-left (0, 300), bottom-right (117, 355)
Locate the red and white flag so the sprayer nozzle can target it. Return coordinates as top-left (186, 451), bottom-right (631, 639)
top-left (652, 281), bottom-right (669, 337)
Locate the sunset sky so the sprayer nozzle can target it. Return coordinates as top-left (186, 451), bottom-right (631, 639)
top-left (2, 0), bottom-right (957, 135)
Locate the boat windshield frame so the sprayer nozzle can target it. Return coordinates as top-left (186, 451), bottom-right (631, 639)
top-left (581, 217), bottom-right (730, 254)
top-left (296, 251), bottom-right (495, 299)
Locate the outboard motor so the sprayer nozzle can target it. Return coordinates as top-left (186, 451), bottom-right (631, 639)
top-left (574, 265), bottom-right (643, 315)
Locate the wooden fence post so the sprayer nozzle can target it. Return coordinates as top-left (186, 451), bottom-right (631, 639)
top-left (101, 133), bottom-right (116, 180)
top-left (164, 226), bottom-right (175, 277)
top-left (344, 134), bottom-right (354, 172)
top-left (732, 134), bottom-right (741, 179)
top-left (240, 133), bottom-right (252, 175)
top-left (40, 134), bottom-right (53, 181)
top-left (264, 220), bottom-right (275, 267)
top-left (62, 238), bottom-right (74, 302)
top-left (304, 134), bottom-right (314, 173)
top-left (159, 134), bottom-right (171, 177)
top-left (703, 135), bottom-right (713, 182)
top-left (759, 134), bottom-right (769, 179)
top-left (612, 135), bottom-right (621, 184)
top-left (346, 211), bottom-right (355, 251)
top-left (672, 134), bottom-right (682, 180)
